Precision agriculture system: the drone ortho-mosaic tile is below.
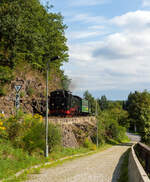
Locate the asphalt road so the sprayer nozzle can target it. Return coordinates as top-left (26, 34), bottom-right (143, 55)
top-left (126, 132), bottom-right (141, 142)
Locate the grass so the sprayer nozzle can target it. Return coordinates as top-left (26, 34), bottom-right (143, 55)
top-left (1, 143), bottom-right (112, 182)
top-left (0, 134), bottom-right (130, 182)
top-left (0, 139), bottom-right (45, 181)
top-left (117, 149), bottom-right (130, 182)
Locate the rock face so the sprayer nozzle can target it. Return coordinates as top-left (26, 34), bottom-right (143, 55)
top-left (49, 117), bottom-right (97, 148)
top-left (0, 66), bottom-right (61, 117)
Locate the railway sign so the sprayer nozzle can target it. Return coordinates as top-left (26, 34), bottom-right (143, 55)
top-left (15, 85), bottom-right (22, 112)
top-left (15, 93), bottom-right (20, 109)
top-left (15, 85), bottom-right (22, 93)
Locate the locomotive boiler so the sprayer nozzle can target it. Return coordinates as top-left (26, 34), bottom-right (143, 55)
top-left (49, 90), bottom-right (91, 116)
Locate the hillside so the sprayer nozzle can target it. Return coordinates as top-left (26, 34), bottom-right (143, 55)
top-left (0, 63), bottom-right (63, 116)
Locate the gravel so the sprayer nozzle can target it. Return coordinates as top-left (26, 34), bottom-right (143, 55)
top-left (25, 144), bottom-right (130, 182)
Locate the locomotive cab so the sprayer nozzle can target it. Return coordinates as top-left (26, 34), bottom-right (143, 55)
top-left (49, 90), bottom-right (71, 116)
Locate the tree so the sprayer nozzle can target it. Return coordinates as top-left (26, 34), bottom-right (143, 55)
top-left (126, 90), bottom-right (150, 142)
top-left (83, 90), bottom-right (100, 114)
top-left (98, 95), bottom-right (108, 111)
top-left (0, 0), bottom-right (68, 77)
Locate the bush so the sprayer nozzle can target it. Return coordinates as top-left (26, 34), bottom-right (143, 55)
top-left (48, 123), bottom-right (62, 152)
top-left (0, 113), bottom-right (62, 155)
top-left (83, 137), bottom-right (96, 150)
top-left (22, 114), bottom-right (61, 154)
top-left (0, 86), bottom-right (7, 96)
top-left (23, 122), bottom-right (45, 154)
top-left (26, 87), bottom-right (35, 96)
top-left (0, 66), bottom-right (13, 84)
top-left (0, 114), bottom-right (7, 139)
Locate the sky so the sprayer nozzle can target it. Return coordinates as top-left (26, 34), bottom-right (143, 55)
top-left (41, 0), bottom-right (150, 100)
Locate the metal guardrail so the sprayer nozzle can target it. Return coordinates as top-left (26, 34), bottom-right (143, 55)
top-left (135, 142), bottom-right (150, 175)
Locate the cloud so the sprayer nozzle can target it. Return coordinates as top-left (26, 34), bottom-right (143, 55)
top-left (142, 0), bottom-right (150, 7)
top-left (67, 30), bottom-right (106, 40)
top-left (64, 10), bottom-right (150, 93)
top-left (111, 10), bottom-right (150, 30)
top-left (68, 0), bottom-right (110, 7)
top-left (68, 13), bottom-right (107, 24)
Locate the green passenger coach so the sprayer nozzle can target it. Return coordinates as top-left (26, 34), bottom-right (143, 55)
top-left (82, 99), bottom-right (89, 113)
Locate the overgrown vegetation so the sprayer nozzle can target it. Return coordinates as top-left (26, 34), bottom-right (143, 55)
top-left (0, 0), bottom-right (69, 92)
top-left (117, 149), bottom-right (130, 182)
top-left (84, 91), bottom-right (128, 145)
top-left (0, 112), bottom-right (62, 179)
top-left (124, 90), bottom-right (150, 144)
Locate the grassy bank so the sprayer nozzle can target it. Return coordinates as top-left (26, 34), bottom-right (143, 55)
top-left (0, 140), bottom-right (113, 182)
top-left (117, 149), bottom-right (130, 182)
top-left (0, 112), bottom-right (130, 182)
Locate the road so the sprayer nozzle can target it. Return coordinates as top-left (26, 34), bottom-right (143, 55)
top-left (26, 144), bottom-right (131, 182)
top-left (126, 132), bottom-right (141, 142)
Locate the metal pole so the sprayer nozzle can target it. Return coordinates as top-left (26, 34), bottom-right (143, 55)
top-left (45, 61), bottom-right (49, 157)
top-left (96, 99), bottom-right (98, 148)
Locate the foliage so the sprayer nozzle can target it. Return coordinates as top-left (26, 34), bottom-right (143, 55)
top-left (83, 137), bottom-right (96, 150)
top-left (47, 123), bottom-right (62, 152)
top-left (117, 149), bottom-right (130, 182)
top-left (125, 90), bottom-right (150, 143)
top-left (0, 66), bottom-right (13, 85)
top-left (22, 114), bottom-right (61, 153)
top-left (0, 113), bottom-right (61, 154)
top-left (83, 90), bottom-right (100, 114)
top-left (0, 114), bottom-right (7, 139)
top-left (0, 0), bottom-right (68, 90)
top-left (0, 66), bottom-right (13, 96)
top-left (0, 139), bottom-right (44, 180)
top-left (98, 95), bottom-right (108, 111)
top-left (92, 109), bottom-right (127, 145)
top-left (26, 87), bottom-right (35, 96)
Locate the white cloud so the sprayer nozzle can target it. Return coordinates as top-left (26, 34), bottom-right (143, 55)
top-left (68, 0), bottom-right (110, 7)
top-left (111, 10), bottom-right (150, 30)
top-left (67, 30), bottom-right (105, 40)
top-left (142, 0), bottom-right (150, 7)
top-left (68, 13), bottom-right (107, 24)
top-left (64, 10), bottom-right (150, 93)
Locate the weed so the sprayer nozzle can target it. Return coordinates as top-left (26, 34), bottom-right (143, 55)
top-left (117, 149), bottom-right (130, 182)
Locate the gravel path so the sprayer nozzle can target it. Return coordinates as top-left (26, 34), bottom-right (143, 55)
top-left (25, 144), bottom-right (130, 182)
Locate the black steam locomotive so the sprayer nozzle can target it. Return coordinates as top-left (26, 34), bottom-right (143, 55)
top-left (49, 90), bottom-right (91, 116)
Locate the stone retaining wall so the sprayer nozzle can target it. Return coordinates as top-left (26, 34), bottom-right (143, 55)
top-left (48, 116), bottom-right (96, 125)
top-left (49, 116), bottom-right (97, 148)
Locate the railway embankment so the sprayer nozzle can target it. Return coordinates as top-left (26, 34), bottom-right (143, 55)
top-left (49, 116), bottom-right (97, 148)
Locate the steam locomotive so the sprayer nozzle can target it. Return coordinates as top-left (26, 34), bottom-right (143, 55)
top-left (49, 90), bottom-right (91, 116)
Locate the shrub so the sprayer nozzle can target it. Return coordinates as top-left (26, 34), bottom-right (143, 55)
top-left (22, 115), bottom-right (61, 154)
top-left (2, 113), bottom-right (61, 154)
top-left (83, 137), bottom-right (96, 150)
top-left (5, 116), bottom-right (23, 146)
top-left (23, 122), bottom-right (45, 154)
top-left (26, 87), bottom-right (35, 96)
top-left (0, 86), bottom-right (7, 96)
top-left (0, 66), bottom-right (13, 84)
top-left (20, 91), bottom-right (25, 98)
top-left (48, 123), bottom-right (62, 152)
top-left (91, 119), bottom-right (106, 146)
